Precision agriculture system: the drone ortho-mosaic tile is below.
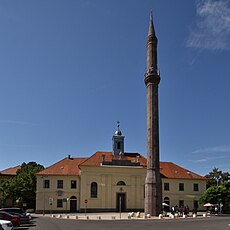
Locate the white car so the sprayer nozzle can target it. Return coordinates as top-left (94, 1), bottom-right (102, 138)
top-left (0, 220), bottom-right (13, 230)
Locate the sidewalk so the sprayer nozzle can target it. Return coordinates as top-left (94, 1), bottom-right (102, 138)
top-left (34, 211), bottom-right (211, 221)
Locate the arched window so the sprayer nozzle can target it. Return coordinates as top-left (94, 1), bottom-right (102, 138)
top-left (164, 197), bottom-right (170, 204)
top-left (163, 197), bottom-right (170, 212)
top-left (116, 181), bottom-right (126, 186)
top-left (91, 182), bottom-right (98, 198)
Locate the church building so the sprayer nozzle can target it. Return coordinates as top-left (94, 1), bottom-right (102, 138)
top-left (35, 125), bottom-right (206, 214)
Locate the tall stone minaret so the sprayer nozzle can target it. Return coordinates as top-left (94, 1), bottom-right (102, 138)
top-left (144, 14), bottom-right (162, 216)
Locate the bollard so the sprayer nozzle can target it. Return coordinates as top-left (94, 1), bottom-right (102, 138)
top-left (146, 214), bottom-right (151, 218)
top-left (158, 214), bottom-right (163, 219)
top-left (75, 216), bottom-right (78, 219)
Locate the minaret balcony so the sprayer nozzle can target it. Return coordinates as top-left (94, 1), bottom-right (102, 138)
top-left (144, 71), bottom-right (160, 86)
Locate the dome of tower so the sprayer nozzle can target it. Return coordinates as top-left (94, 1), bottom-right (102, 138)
top-left (115, 130), bottom-right (122, 136)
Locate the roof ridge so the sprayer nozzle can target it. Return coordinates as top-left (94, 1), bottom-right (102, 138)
top-left (160, 162), bottom-right (206, 179)
top-left (36, 158), bottom-right (66, 174)
top-left (0, 165), bottom-right (21, 175)
top-left (79, 151), bottom-right (112, 166)
top-left (37, 157), bottom-right (87, 175)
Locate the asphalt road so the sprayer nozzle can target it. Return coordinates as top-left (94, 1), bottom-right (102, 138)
top-left (27, 216), bottom-right (230, 230)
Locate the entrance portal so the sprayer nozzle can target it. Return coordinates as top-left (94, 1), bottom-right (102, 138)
top-left (70, 196), bottom-right (77, 213)
top-left (116, 193), bottom-right (126, 212)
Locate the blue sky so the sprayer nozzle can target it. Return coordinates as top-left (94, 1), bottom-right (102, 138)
top-left (0, 0), bottom-right (229, 176)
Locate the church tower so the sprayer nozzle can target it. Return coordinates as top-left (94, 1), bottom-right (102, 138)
top-left (144, 14), bottom-right (162, 216)
top-left (112, 121), bottom-right (125, 156)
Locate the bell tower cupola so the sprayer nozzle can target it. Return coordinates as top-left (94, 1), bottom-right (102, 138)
top-left (112, 121), bottom-right (125, 156)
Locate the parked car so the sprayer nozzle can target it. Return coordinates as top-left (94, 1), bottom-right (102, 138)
top-left (0, 208), bottom-right (31, 220)
top-left (0, 220), bottom-right (13, 230)
top-left (0, 211), bottom-right (20, 227)
top-left (6, 212), bottom-right (30, 225)
top-left (0, 208), bottom-right (28, 216)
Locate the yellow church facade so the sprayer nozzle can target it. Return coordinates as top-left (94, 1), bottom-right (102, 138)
top-left (36, 151), bottom-right (206, 214)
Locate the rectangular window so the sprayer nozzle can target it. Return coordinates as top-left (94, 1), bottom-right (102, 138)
top-left (179, 183), bottom-right (184, 191)
top-left (164, 182), bottom-right (170, 191)
top-left (179, 200), bottom-right (184, 207)
top-left (57, 199), bottom-right (63, 208)
top-left (71, 180), bottom-right (77, 189)
top-left (57, 180), bottom-right (63, 189)
top-left (43, 180), bottom-right (50, 189)
top-left (194, 183), bottom-right (199, 191)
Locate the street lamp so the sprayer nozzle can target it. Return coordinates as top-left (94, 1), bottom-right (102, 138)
top-left (66, 198), bottom-right (69, 214)
top-left (49, 198), bottom-right (53, 215)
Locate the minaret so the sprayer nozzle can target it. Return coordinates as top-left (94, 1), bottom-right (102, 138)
top-left (144, 14), bottom-right (162, 216)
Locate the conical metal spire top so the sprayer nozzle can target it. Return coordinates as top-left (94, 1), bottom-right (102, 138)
top-left (148, 11), bottom-right (156, 37)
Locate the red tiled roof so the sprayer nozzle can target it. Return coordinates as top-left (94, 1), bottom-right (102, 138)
top-left (79, 152), bottom-right (205, 180)
top-left (79, 151), bottom-right (147, 167)
top-left (37, 157), bottom-right (87, 176)
top-left (160, 162), bottom-right (206, 180)
top-left (36, 152), bottom-right (205, 180)
top-left (0, 166), bottom-right (21, 175)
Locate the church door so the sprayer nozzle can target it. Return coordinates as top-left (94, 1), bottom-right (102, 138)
top-left (116, 193), bottom-right (126, 212)
top-left (70, 196), bottom-right (77, 213)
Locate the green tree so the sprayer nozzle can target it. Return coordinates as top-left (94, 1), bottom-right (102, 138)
top-left (0, 178), bottom-right (17, 203)
top-left (199, 182), bottom-right (230, 212)
top-left (0, 162), bottom-right (44, 209)
top-left (205, 167), bottom-right (230, 188)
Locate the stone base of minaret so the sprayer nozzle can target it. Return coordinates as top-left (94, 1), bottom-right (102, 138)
top-left (145, 169), bottom-right (162, 216)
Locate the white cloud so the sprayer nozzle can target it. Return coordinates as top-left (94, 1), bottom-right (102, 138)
top-left (195, 156), bottom-right (226, 163)
top-left (187, 0), bottom-right (230, 50)
top-left (192, 145), bottom-right (230, 154)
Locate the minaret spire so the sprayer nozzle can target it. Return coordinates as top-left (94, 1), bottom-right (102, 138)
top-left (148, 11), bottom-right (156, 37)
top-left (144, 13), bottom-right (162, 216)
top-left (146, 13), bottom-right (158, 75)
